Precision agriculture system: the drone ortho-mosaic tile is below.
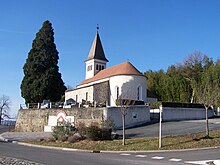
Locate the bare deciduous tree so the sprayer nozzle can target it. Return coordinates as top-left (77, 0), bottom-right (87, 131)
top-left (195, 80), bottom-right (219, 137)
top-left (0, 95), bottom-right (11, 125)
top-left (116, 98), bottom-right (135, 145)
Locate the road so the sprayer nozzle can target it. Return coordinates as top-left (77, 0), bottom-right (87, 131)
top-left (116, 118), bottom-right (220, 138)
top-left (0, 142), bottom-right (220, 165)
top-left (0, 125), bottom-right (10, 134)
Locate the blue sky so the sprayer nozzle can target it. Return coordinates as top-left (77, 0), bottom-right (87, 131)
top-left (1, 0), bottom-right (220, 116)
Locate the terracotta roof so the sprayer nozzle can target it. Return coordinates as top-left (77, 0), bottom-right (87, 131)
top-left (78, 61), bottom-right (144, 86)
top-left (85, 32), bottom-right (108, 62)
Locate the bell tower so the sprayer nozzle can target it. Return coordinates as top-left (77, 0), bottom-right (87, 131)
top-left (85, 29), bottom-right (108, 79)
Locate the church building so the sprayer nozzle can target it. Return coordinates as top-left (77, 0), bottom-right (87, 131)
top-left (65, 31), bottom-right (147, 107)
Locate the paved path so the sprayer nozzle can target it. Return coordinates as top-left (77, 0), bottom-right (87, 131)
top-left (0, 132), bottom-right (52, 141)
top-left (116, 118), bottom-right (220, 138)
top-left (0, 125), bottom-right (10, 134)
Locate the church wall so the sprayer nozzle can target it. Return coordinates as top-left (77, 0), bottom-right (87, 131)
top-left (85, 60), bottom-right (95, 79)
top-left (109, 75), bottom-right (147, 106)
top-left (93, 81), bottom-right (110, 105)
top-left (65, 86), bottom-right (94, 103)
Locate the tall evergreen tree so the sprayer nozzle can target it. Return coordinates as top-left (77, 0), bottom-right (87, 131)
top-left (21, 20), bottom-right (66, 103)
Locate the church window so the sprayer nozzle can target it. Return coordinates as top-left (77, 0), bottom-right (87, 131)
top-left (86, 92), bottom-right (88, 101)
top-left (76, 95), bottom-right (78, 103)
top-left (99, 65), bottom-right (101, 70)
top-left (102, 65), bottom-right (104, 70)
top-left (87, 65), bottom-right (92, 71)
top-left (116, 86), bottom-right (119, 99)
top-left (137, 86), bottom-right (142, 100)
top-left (96, 64), bottom-right (98, 70)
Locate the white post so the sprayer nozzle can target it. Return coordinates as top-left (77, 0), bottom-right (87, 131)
top-left (159, 106), bottom-right (162, 148)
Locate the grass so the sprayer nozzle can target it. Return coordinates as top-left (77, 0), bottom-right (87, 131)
top-left (25, 129), bottom-right (220, 151)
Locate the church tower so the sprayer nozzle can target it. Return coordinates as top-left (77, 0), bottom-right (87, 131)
top-left (85, 31), bottom-right (108, 79)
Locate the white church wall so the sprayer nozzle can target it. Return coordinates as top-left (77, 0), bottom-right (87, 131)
top-left (103, 105), bottom-right (150, 129)
top-left (65, 86), bottom-right (94, 103)
top-left (109, 75), bottom-right (147, 106)
top-left (85, 60), bottom-right (95, 79)
top-left (85, 59), bottom-right (107, 79)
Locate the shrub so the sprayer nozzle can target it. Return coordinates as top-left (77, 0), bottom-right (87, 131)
top-left (59, 135), bottom-right (68, 142)
top-left (68, 136), bottom-right (77, 143)
top-left (85, 125), bottom-right (102, 141)
top-left (52, 122), bottom-right (76, 141)
top-left (76, 122), bottom-right (86, 137)
top-left (101, 128), bottom-right (112, 140)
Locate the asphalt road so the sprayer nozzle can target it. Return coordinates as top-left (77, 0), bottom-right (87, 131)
top-left (0, 142), bottom-right (220, 165)
top-left (0, 125), bottom-right (10, 134)
top-left (116, 118), bottom-right (220, 138)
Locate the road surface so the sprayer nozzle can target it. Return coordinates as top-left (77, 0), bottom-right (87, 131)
top-left (0, 142), bottom-right (220, 165)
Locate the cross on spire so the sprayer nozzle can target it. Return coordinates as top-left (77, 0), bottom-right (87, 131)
top-left (96, 24), bottom-right (99, 31)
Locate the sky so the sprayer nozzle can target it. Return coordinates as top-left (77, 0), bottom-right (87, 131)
top-left (1, 0), bottom-right (220, 117)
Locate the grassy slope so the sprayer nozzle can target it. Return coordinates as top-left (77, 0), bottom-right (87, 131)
top-left (26, 129), bottom-right (220, 151)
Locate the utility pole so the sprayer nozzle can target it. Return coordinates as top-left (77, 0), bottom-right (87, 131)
top-left (159, 105), bottom-right (162, 148)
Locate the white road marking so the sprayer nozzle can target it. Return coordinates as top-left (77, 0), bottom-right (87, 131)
top-left (120, 153), bottom-right (131, 156)
top-left (169, 158), bottom-right (182, 162)
top-left (151, 156), bottom-right (164, 160)
top-left (184, 159), bottom-right (217, 165)
top-left (214, 160), bottom-right (220, 165)
top-left (135, 155), bottom-right (147, 158)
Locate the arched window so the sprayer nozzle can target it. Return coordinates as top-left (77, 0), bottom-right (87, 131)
top-left (76, 95), bottom-right (78, 102)
top-left (96, 64), bottom-right (98, 70)
top-left (137, 86), bottom-right (142, 100)
top-left (116, 86), bottom-right (119, 99)
top-left (86, 92), bottom-right (88, 101)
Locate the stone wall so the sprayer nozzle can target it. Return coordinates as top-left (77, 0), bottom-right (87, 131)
top-left (93, 81), bottom-right (110, 105)
top-left (15, 108), bottom-right (104, 132)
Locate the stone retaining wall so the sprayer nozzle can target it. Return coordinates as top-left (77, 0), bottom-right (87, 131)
top-left (15, 108), bottom-right (104, 132)
top-left (15, 106), bottom-right (151, 132)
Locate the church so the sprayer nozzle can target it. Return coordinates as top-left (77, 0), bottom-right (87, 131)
top-left (65, 31), bottom-right (147, 107)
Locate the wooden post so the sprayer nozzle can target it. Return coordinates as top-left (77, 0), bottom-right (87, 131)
top-left (159, 106), bottom-right (162, 148)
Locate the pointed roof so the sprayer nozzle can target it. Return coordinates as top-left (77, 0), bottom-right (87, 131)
top-left (86, 32), bottom-right (109, 62)
top-left (78, 61), bottom-right (144, 86)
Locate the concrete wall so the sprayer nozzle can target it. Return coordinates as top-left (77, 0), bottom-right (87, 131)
top-left (162, 107), bottom-right (214, 121)
top-left (104, 105), bottom-right (150, 129)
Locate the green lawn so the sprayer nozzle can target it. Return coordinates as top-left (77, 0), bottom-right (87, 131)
top-left (26, 129), bottom-right (220, 151)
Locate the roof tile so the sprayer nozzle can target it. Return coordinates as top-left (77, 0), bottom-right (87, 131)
top-left (78, 61), bottom-right (144, 86)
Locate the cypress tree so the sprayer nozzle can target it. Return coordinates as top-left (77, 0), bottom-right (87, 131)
top-left (21, 20), bottom-right (66, 103)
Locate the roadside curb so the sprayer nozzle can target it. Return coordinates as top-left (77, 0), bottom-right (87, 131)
top-left (0, 133), bottom-right (10, 143)
top-left (15, 141), bottom-right (220, 154)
